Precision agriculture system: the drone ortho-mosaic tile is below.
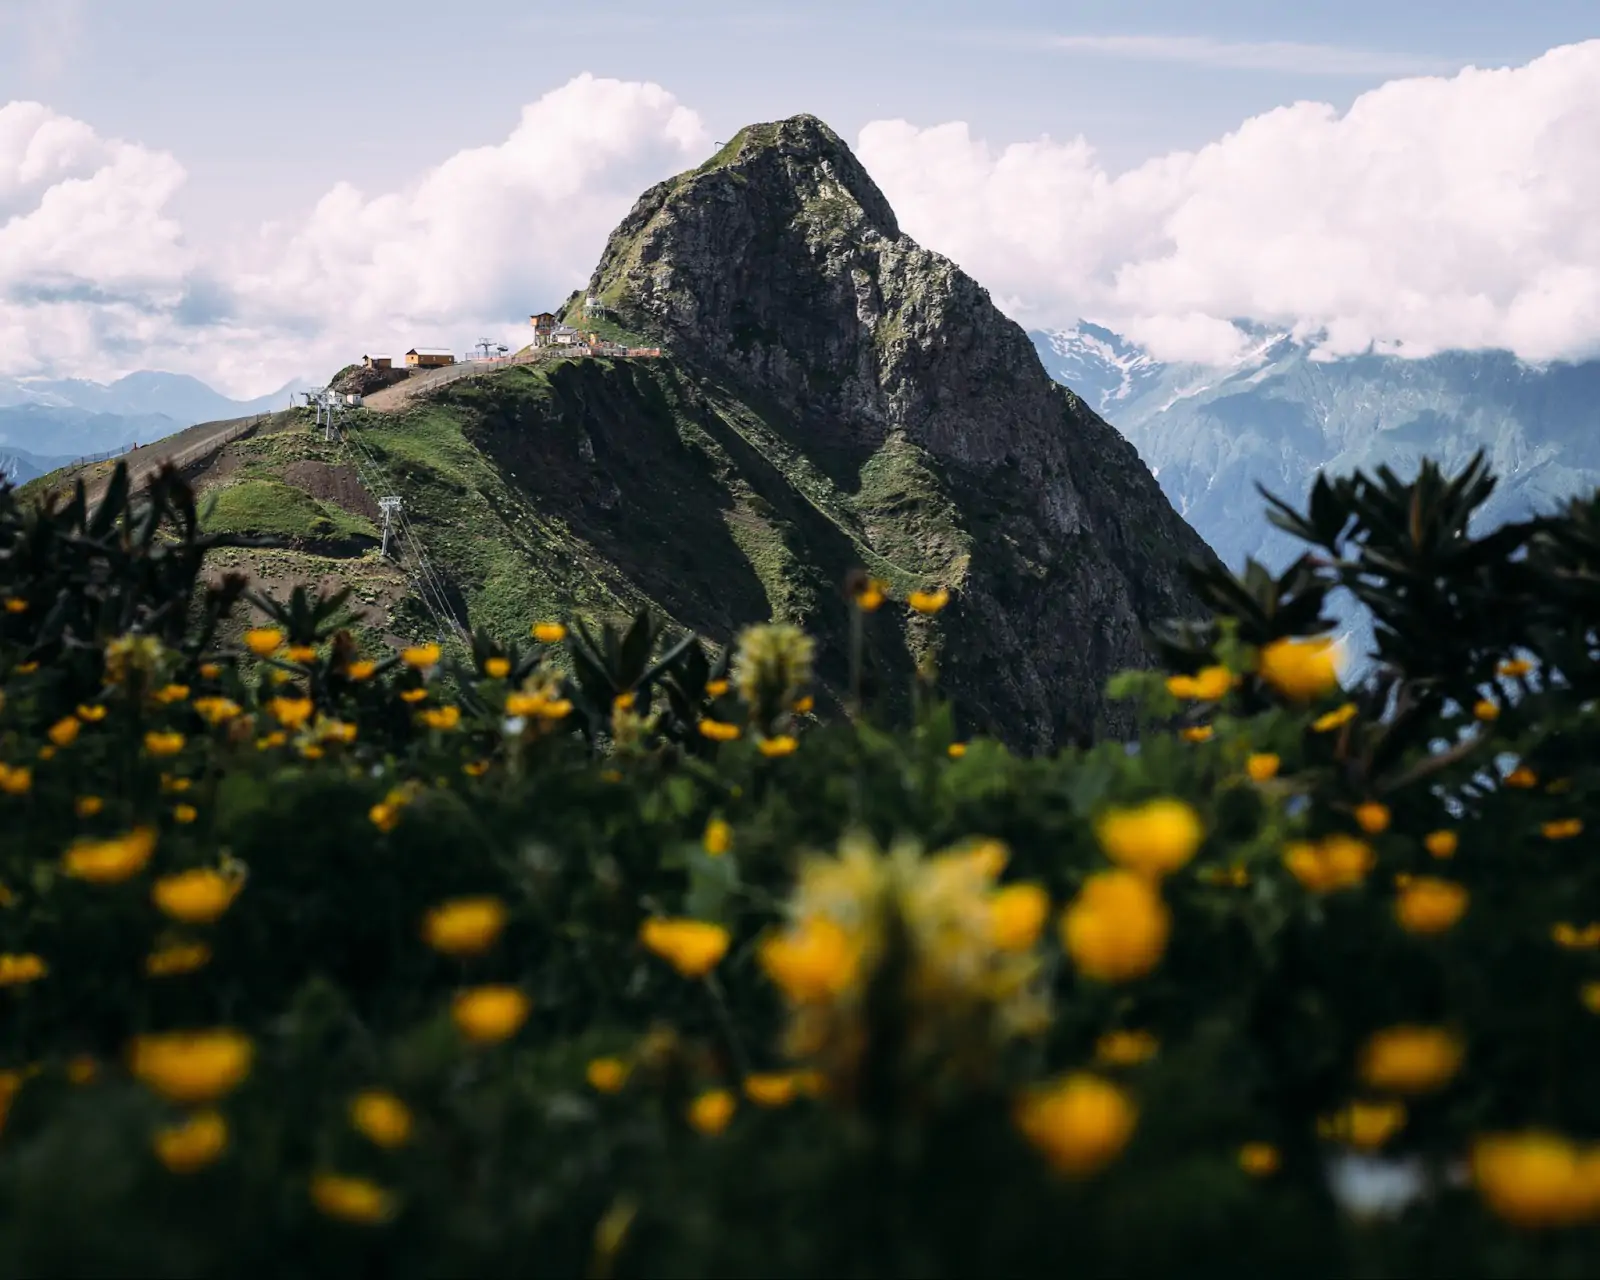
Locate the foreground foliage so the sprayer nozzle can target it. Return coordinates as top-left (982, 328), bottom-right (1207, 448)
top-left (2, 455), bottom-right (1600, 1277)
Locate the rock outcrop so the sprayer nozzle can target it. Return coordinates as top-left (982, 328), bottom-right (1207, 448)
top-left (579, 114), bottom-right (1218, 748)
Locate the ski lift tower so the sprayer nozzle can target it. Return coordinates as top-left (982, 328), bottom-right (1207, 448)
top-left (378, 496), bottom-right (403, 559)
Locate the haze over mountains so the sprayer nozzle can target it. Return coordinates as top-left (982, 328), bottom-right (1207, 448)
top-left (1031, 323), bottom-right (1600, 576)
top-left (0, 371), bottom-right (308, 483)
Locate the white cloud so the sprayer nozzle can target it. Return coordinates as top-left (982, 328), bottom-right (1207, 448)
top-left (857, 39), bottom-right (1600, 365)
top-left (0, 75), bottom-right (707, 396)
top-left (1046, 34), bottom-right (1456, 77)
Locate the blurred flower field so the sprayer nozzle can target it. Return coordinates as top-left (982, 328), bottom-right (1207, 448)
top-left (3, 455), bottom-right (1600, 1276)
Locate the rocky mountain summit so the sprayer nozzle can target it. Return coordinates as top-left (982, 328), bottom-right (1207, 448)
top-left (579, 114), bottom-right (1218, 747)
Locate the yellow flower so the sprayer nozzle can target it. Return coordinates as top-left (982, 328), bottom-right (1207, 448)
top-left (531, 622), bottom-right (567, 643)
top-left (587, 1057), bottom-right (631, 1094)
top-left (703, 818), bottom-right (732, 856)
top-left (1581, 982), bottom-right (1600, 1013)
top-left (402, 643), bottom-right (441, 669)
top-left (0, 763), bottom-right (31, 795)
top-left (451, 986), bottom-right (530, 1044)
top-left (907, 588), bottom-right (950, 615)
top-left (1283, 833), bottom-right (1374, 894)
top-left (350, 1091), bottom-right (413, 1148)
top-left (268, 696), bottom-right (313, 728)
top-left (0, 953), bottom-right (47, 986)
top-left (1180, 725), bottom-right (1214, 743)
top-left (345, 659), bottom-right (377, 681)
top-left (74, 796), bottom-right (105, 822)
top-left (144, 731), bottom-right (185, 757)
top-left (989, 883), bottom-right (1049, 951)
top-left (1015, 1073), bottom-right (1137, 1177)
top-left (152, 869), bottom-right (242, 924)
top-left (1357, 1026), bottom-right (1463, 1095)
top-left (1061, 870), bottom-right (1170, 983)
top-left (1312, 702), bottom-right (1358, 732)
top-left (422, 897), bottom-right (507, 956)
top-left (317, 718), bottom-right (357, 745)
top-left (145, 942), bottom-right (212, 977)
top-left (3, 597), bottom-right (26, 614)
top-left (153, 1110), bottom-right (228, 1174)
top-left (1497, 657), bottom-right (1534, 677)
top-left (484, 657), bottom-right (510, 679)
top-left (1505, 765), bottom-right (1539, 788)
top-left (62, 827), bottom-right (157, 882)
top-left (65, 1055), bottom-right (97, 1085)
top-left (743, 1072), bottom-right (802, 1107)
top-left (198, 663), bottom-right (222, 680)
top-left (311, 1173), bottom-right (396, 1225)
top-left (13, 660), bottom-right (37, 674)
top-left (399, 688), bottom-right (428, 704)
top-left (1472, 1133), bottom-right (1600, 1228)
top-left (1095, 1030), bottom-right (1159, 1067)
top-left (243, 628), bottom-right (283, 657)
top-left (757, 734), bottom-right (797, 757)
top-left (128, 1029), bottom-right (253, 1103)
top-left (284, 644), bottom-right (317, 664)
top-left (1238, 1142), bottom-right (1281, 1176)
top-left (1318, 1100), bottom-right (1408, 1151)
top-left (640, 918), bottom-right (731, 978)
top-left (705, 679), bottom-right (730, 697)
top-left (947, 742), bottom-right (967, 759)
top-left (256, 731), bottom-right (287, 750)
top-left (1552, 923), bottom-right (1600, 950)
top-left (1353, 801), bottom-right (1390, 835)
top-left (687, 1088), bottom-right (736, 1135)
top-left (793, 695), bottom-right (814, 714)
top-left (153, 683), bottom-right (190, 705)
top-left (47, 716), bottom-right (80, 747)
top-left (418, 705), bottom-right (461, 731)
top-left (853, 578), bottom-right (888, 612)
top-left (1095, 798), bottom-right (1204, 879)
top-left (1395, 878), bottom-right (1468, 934)
top-left (76, 703), bottom-right (108, 721)
top-left (193, 696), bottom-right (241, 725)
top-left (1543, 818), bottom-right (1584, 840)
top-left (1473, 698), bottom-right (1500, 722)
top-left (369, 803), bottom-right (400, 833)
top-left (1424, 829), bottom-right (1458, 859)
top-left (462, 759), bottom-right (490, 777)
top-left (1257, 635), bottom-right (1340, 702)
top-left (698, 718), bottom-right (741, 742)
top-left (759, 917), bottom-right (860, 1002)
top-left (1166, 665), bottom-right (1235, 700)
top-left (1246, 752), bottom-right (1280, 781)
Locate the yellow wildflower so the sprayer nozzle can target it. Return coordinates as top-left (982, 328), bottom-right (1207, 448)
top-left (853, 578), bottom-right (888, 612)
top-left (1497, 658), bottom-right (1534, 677)
top-left (757, 734), bottom-right (797, 757)
top-left (531, 622), bottom-right (567, 643)
top-left (948, 742), bottom-right (968, 759)
top-left (255, 731), bottom-right (287, 750)
top-left (1472, 1133), bottom-right (1600, 1228)
top-left (462, 759), bottom-right (490, 777)
top-left (3, 597), bottom-right (26, 613)
top-left (907, 588), bottom-right (950, 614)
top-left (369, 803), bottom-right (400, 833)
top-left (1095, 1030), bottom-right (1159, 1067)
top-left (198, 663), bottom-right (222, 680)
top-left (1505, 765), bottom-right (1539, 788)
top-left (587, 1057), bottom-right (631, 1094)
top-left (153, 683), bottom-right (190, 705)
top-left (1095, 798), bottom-right (1204, 879)
top-left (1283, 833), bottom-right (1374, 894)
top-left (703, 818), bottom-right (732, 856)
top-left (484, 656), bottom-right (510, 679)
top-left (152, 869), bottom-right (242, 924)
top-left (1181, 725), bottom-right (1214, 743)
top-left (0, 764), bottom-right (32, 794)
top-left (793, 695), bottom-right (814, 714)
top-left (193, 696), bottom-right (241, 725)
top-left (698, 718), bottom-right (741, 742)
top-left (1166, 665), bottom-right (1234, 700)
top-left (144, 731), bottom-right (184, 757)
top-left (243, 628), bottom-right (282, 657)
top-left (1353, 801), bottom-right (1390, 835)
top-left (1395, 878), bottom-right (1468, 934)
top-left (1015, 1073), bottom-right (1137, 1177)
top-left (743, 1072), bottom-right (802, 1107)
top-left (62, 827), bottom-right (157, 882)
top-left (47, 716), bottom-right (80, 747)
top-left (268, 696), bottom-right (313, 728)
top-left (451, 986), bottom-right (530, 1045)
top-left (1257, 635), bottom-right (1340, 702)
top-left (13, 660), bottom-right (37, 674)
top-left (422, 897), bottom-right (507, 956)
top-left (1424, 829), bottom-right (1458, 859)
top-left (418, 705), bottom-right (461, 731)
top-left (1553, 923), bottom-right (1600, 950)
top-left (145, 942), bottom-right (212, 977)
top-left (1581, 982), bottom-right (1600, 1013)
top-left (1312, 702), bottom-right (1358, 732)
top-left (153, 1110), bottom-right (228, 1174)
top-left (1358, 1026), bottom-right (1463, 1095)
top-left (0, 953), bottom-right (47, 986)
top-left (705, 679), bottom-right (730, 697)
top-left (350, 1091), bottom-right (413, 1148)
top-left (687, 1088), bottom-right (736, 1136)
top-left (760, 917), bottom-right (860, 1002)
top-left (76, 703), bottom-right (108, 721)
top-left (311, 1173), bottom-right (396, 1225)
top-left (402, 643), bottom-right (441, 669)
top-left (1318, 1100), bottom-right (1408, 1151)
top-left (1543, 818), bottom-right (1584, 840)
top-left (640, 918), bottom-right (731, 978)
top-left (399, 688), bottom-right (428, 704)
top-left (1246, 752), bottom-right (1280, 781)
top-left (284, 644), bottom-right (316, 665)
top-left (989, 883), bottom-right (1049, 951)
top-left (128, 1029), bottom-right (253, 1103)
top-left (1238, 1143), bottom-right (1281, 1176)
top-left (1473, 699), bottom-right (1500, 722)
top-left (345, 659), bottom-right (377, 681)
top-left (1061, 870), bottom-right (1170, 983)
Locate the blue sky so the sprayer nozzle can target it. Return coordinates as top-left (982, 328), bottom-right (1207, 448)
top-left (0, 0), bottom-right (1596, 392)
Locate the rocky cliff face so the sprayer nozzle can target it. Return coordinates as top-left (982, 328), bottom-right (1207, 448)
top-left (581, 115), bottom-right (1218, 748)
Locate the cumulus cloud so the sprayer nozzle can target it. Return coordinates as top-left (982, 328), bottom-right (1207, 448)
top-left (857, 40), bottom-right (1600, 365)
top-left (0, 75), bottom-right (707, 395)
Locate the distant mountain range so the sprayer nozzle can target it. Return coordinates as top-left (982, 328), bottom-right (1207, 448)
top-left (1031, 322), bottom-right (1600, 580)
top-left (0, 371), bottom-right (310, 480)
